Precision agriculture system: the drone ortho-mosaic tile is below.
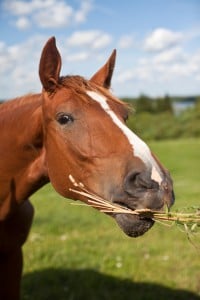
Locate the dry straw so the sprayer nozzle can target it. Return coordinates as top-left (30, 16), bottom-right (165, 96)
top-left (69, 175), bottom-right (200, 243)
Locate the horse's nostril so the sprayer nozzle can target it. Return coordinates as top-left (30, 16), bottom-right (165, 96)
top-left (124, 170), bottom-right (159, 197)
top-left (124, 171), bottom-right (141, 195)
top-left (127, 172), bottom-right (140, 184)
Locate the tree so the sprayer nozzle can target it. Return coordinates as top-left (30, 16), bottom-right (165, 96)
top-left (136, 94), bottom-right (154, 113)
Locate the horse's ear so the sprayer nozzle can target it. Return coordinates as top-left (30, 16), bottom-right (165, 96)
top-left (90, 49), bottom-right (116, 89)
top-left (39, 37), bottom-right (61, 92)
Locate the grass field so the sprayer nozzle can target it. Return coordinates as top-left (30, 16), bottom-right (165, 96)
top-left (22, 139), bottom-right (200, 300)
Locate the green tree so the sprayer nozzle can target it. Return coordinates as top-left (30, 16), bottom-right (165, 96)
top-left (154, 94), bottom-right (173, 114)
top-left (135, 94), bottom-right (154, 113)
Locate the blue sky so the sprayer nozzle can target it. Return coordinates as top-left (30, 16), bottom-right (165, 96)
top-left (0, 0), bottom-right (200, 99)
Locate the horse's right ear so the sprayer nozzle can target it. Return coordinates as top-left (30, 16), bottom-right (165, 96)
top-left (39, 37), bottom-right (61, 92)
top-left (90, 49), bottom-right (116, 89)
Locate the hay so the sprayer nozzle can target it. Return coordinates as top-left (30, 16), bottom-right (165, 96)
top-left (68, 175), bottom-right (200, 238)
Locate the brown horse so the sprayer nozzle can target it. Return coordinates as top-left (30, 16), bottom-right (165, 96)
top-left (0, 37), bottom-right (174, 300)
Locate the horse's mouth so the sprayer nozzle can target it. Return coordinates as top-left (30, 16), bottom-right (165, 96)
top-left (114, 212), bottom-right (154, 237)
top-left (111, 186), bottom-right (173, 238)
top-left (110, 201), bottom-right (155, 237)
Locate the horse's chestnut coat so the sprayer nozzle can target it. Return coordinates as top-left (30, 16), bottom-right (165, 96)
top-left (0, 37), bottom-right (174, 300)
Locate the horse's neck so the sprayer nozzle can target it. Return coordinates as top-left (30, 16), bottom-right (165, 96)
top-left (0, 94), bottom-right (43, 163)
top-left (0, 94), bottom-right (49, 220)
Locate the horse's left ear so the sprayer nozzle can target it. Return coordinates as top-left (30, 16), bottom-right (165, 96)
top-left (90, 49), bottom-right (116, 89)
top-left (39, 36), bottom-right (61, 92)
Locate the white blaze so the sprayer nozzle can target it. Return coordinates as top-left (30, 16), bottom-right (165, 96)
top-left (87, 90), bottom-right (163, 185)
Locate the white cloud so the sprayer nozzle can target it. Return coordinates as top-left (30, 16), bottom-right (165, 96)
top-left (3, 0), bottom-right (52, 15)
top-left (92, 34), bottom-right (112, 49)
top-left (66, 30), bottom-right (112, 49)
top-left (0, 35), bottom-right (47, 98)
top-left (184, 27), bottom-right (200, 42)
top-left (116, 66), bottom-right (152, 84)
top-left (15, 16), bottom-right (30, 29)
top-left (195, 74), bottom-right (200, 81)
top-left (153, 48), bottom-right (200, 79)
top-left (75, 0), bottom-right (93, 23)
top-left (34, 2), bottom-right (73, 28)
top-left (116, 70), bottom-right (134, 83)
top-left (144, 28), bottom-right (183, 52)
top-left (190, 49), bottom-right (200, 69)
top-left (0, 20), bottom-right (200, 99)
top-left (116, 46), bottom-right (200, 90)
top-left (118, 35), bottom-right (134, 49)
top-left (3, 0), bottom-right (35, 15)
top-left (152, 47), bottom-right (186, 64)
top-left (3, 0), bottom-right (93, 29)
top-left (66, 51), bottom-right (89, 62)
top-left (0, 33), bottom-right (112, 99)
top-left (67, 30), bottom-right (100, 47)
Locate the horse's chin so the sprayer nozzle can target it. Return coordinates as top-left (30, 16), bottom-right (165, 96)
top-left (114, 213), bottom-right (154, 237)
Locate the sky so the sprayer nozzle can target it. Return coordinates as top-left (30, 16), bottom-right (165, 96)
top-left (0, 0), bottom-right (200, 99)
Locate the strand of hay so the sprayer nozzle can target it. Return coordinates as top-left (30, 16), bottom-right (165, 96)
top-left (68, 175), bottom-right (200, 231)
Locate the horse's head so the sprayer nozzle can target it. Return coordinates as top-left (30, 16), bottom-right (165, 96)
top-left (39, 37), bottom-right (175, 237)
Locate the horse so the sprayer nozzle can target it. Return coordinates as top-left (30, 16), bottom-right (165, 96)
top-left (0, 37), bottom-right (174, 300)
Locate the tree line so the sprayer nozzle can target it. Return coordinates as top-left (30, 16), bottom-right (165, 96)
top-left (122, 95), bottom-right (200, 140)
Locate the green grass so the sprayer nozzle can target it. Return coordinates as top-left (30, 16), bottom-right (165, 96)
top-left (22, 139), bottom-right (200, 300)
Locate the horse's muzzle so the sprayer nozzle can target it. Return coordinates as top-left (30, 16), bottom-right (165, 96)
top-left (112, 170), bottom-right (175, 237)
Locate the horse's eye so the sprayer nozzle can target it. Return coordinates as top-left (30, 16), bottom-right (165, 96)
top-left (56, 113), bottom-right (74, 125)
top-left (123, 113), bottom-right (129, 123)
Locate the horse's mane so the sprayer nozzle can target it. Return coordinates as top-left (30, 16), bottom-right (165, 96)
top-left (0, 93), bottom-right (42, 114)
top-left (0, 93), bottom-right (42, 125)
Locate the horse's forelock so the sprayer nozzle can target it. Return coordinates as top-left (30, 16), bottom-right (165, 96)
top-left (58, 75), bottom-right (130, 114)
